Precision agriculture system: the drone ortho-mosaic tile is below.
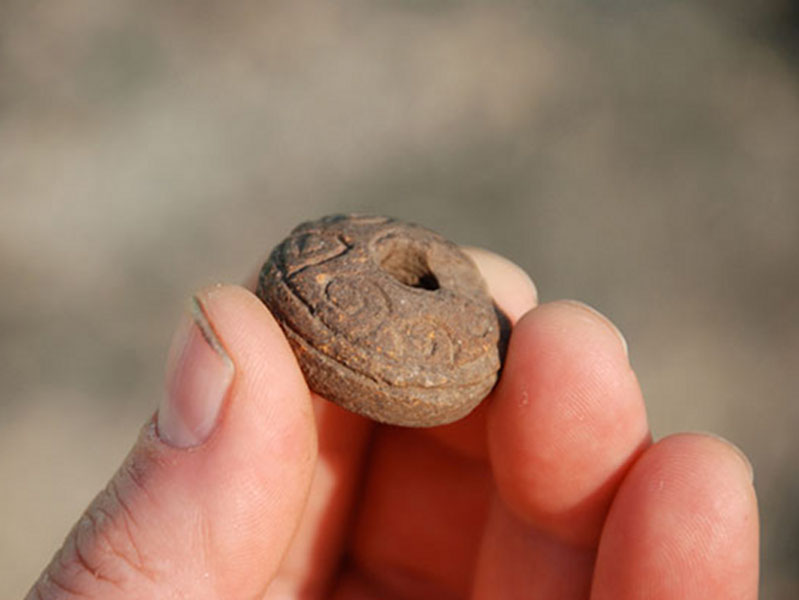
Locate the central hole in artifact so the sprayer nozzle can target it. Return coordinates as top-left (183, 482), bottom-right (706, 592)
top-left (377, 237), bottom-right (440, 291)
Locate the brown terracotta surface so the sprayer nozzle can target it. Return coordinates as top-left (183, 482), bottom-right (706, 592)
top-left (257, 215), bottom-right (502, 426)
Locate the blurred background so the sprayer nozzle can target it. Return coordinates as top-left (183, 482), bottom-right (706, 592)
top-left (1, 0), bottom-right (797, 596)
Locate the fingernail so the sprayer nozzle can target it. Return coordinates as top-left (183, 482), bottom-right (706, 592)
top-left (158, 295), bottom-right (234, 448)
top-left (694, 431), bottom-right (755, 484)
top-left (560, 300), bottom-right (629, 358)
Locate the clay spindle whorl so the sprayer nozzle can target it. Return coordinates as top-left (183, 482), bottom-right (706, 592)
top-left (256, 214), bottom-right (503, 427)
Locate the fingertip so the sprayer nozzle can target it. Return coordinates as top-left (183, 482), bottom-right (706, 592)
top-left (631, 433), bottom-right (756, 509)
top-left (461, 246), bottom-right (538, 324)
top-left (593, 432), bottom-right (759, 599)
top-left (682, 431), bottom-right (754, 484)
top-left (555, 299), bottom-right (628, 358)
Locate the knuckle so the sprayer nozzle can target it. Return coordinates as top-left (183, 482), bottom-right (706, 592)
top-left (29, 467), bottom-right (159, 599)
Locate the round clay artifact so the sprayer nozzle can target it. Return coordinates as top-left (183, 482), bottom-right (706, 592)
top-left (256, 214), bottom-right (502, 427)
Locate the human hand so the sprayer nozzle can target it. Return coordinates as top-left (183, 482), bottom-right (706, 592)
top-left (27, 249), bottom-right (759, 599)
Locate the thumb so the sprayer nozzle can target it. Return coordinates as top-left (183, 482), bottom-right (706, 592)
top-left (28, 285), bottom-right (318, 600)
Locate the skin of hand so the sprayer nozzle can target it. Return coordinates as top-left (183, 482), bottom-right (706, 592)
top-left (27, 248), bottom-right (759, 600)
